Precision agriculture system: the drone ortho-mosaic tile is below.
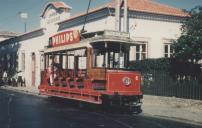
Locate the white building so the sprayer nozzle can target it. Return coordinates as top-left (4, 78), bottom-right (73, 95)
top-left (0, 31), bottom-right (17, 42)
top-left (0, 0), bottom-right (188, 91)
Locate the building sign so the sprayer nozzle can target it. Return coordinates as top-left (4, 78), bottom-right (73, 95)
top-left (45, 10), bottom-right (61, 25)
top-left (50, 30), bottom-right (80, 47)
top-left (40, 2), bottom-right (71, 28)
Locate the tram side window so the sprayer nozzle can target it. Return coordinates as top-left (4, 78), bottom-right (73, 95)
top-left (62, 55), bottom-right (67, 69)
top-left (96, 54), bottom-right (104, 68)
top-left (92, 42), bottom-right (133, 69)
top-left (93, 50), bottom-right (104, 68)
top-left (78, 57), bottom-right (86, 69)
top-left (67, 56), bottom-right (74, 69)
top-left (54, 55), bottom-right (60, 65)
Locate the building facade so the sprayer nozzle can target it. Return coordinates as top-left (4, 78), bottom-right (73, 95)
top-left (0, 0), bottom-right (188, 91)
top-left (0, 31), bottom-right (17, 42)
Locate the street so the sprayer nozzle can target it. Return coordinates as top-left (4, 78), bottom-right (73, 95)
top-left (0, 89), bottom-right (201, 128)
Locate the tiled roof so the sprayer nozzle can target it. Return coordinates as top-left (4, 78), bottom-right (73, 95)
top-left (18, 28), bottom-right (45, 37)
top-left (51, 2), bottom-right (71, 9)
top-left (126, 0), bottom-right (189, 17)
top-left (41, 2), bottom-right (72, 17)
top-left (59, 0), bottom-right (189, 24)
top-left (108, 0), bottom-right (189, 17)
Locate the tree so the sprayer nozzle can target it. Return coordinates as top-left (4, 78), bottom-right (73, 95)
top-left (172, 6), bottom-right (202, 63)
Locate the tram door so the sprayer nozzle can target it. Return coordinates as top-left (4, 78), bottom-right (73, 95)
top-left (31, 53), bottom-right (36, 86)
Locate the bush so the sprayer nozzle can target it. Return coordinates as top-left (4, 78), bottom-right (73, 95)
top-left (130, 58), bottom-right (201, 77)
top-left (130, 58), bottom-right (171, 72)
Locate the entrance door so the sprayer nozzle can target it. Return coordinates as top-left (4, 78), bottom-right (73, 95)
top-left (32, 53), bottom-right (36, 86)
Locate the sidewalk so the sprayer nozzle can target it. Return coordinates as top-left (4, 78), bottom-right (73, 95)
top-left (1, 85), bottom-right (202, 124)
top-left (142, 95), bottom-right (202, 124)
top-left (0, 85), bottom-right (39, 95)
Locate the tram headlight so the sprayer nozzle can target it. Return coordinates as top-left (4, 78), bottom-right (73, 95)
top-left (122, 77), bottom-right (131, 86)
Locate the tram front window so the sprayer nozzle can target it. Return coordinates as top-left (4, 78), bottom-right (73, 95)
top-left (92, 42), bottom-right (131, 70)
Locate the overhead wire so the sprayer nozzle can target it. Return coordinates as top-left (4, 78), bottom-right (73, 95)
top-left (105, 0), bottom-right (112, 16)
top-left (81, 0), bottom-right (92, 34)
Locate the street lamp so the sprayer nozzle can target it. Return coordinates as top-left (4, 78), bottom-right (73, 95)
top-left (19, 12), bottom-right (28, 33)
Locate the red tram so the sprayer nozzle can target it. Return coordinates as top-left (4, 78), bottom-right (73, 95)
top-left (39, 30), bottom-right (143, 112)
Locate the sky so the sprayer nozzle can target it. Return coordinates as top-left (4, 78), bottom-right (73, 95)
top-left (0, 0), bottom-right (202, 34)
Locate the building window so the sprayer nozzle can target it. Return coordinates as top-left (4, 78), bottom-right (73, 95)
top-left (164, 44), bottom-right (173, 58)
top-left (136, 43), bottom-right (147, 60)
top-left (6, 54), bottom-right (11, 69)
top-left (21, 52), bottom-right (25, 71)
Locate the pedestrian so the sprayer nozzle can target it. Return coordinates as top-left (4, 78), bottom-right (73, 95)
top-left (48, 64), bottom-right (55, 86)
top-left (2, 70), bottom-right (7, 85)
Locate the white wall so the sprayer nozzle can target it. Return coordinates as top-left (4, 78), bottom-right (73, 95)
top-left (0, 37), bottom-right (9, 42)
top-left (129, 18), bottom-right (182, 58)
top-left (18, 34), bottom-right (47, 87)
top-left (59, 17), bottom-right (112, 33)
top-left (16, 3), bottom-right (71, 87)
top-left (65, 15), bottom-right (182, 59)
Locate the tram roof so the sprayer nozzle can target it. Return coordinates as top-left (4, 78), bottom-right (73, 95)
top-left (44, 30), bottom-right (137, 53)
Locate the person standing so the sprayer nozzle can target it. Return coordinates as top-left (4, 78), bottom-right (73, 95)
top-left (2, 70), bottom-right (7, 85)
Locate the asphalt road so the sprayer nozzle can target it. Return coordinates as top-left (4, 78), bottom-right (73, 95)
top-left (0, 89), bottom-right (201, 128)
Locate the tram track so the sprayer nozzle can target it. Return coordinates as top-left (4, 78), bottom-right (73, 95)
top-left (35, 95), bottom-right (202, 128)
top-left (82, 111), bottom-right (134, 128)
top-left (44, 97), bottom-right (136, 128)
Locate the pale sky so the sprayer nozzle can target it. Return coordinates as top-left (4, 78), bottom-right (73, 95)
top-left (0, 0), bottom-right (201, 33)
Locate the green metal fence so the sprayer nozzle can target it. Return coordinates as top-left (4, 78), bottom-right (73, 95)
top-left (131, 59), bottom-right (202, 100)
top-left (141, 71), bottom-right (202, 100)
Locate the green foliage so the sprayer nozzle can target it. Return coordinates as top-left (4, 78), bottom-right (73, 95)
top-left (130, 58), bottom-right (201, 77)
top-left (130, 58), bottom-right (171, 72)
top-left (172, 6), bottom-right (202, 63)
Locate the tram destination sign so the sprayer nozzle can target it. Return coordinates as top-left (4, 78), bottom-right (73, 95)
top-left (104, 30), bottom-right (130, 38)
top-left (50, 30), bottom-right (80, 47)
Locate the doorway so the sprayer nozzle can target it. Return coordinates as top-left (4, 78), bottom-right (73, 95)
top-left (31, 53), bottom-right (36, 86)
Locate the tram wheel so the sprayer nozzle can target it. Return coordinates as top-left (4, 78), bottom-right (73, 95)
top-left (131, 106), bottom-right (142, 114)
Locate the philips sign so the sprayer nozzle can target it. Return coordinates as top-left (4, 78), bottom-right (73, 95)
top-left (49, 30), bottom-right (80, 47)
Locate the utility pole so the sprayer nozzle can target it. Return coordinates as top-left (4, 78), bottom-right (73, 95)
top-left (115, 0), bottom-right (121, 31)
top-left (123, 0), bottom-right (128, 32)
top-left (19, 12), bottom-right (28, 33)
top-left (115, 0), bottom-right (128, 32)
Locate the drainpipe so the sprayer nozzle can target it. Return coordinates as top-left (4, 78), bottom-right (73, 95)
top-left (123, 0), bottom-right (128, 32)
top-left (115, 0), bottom-right (121, 31)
